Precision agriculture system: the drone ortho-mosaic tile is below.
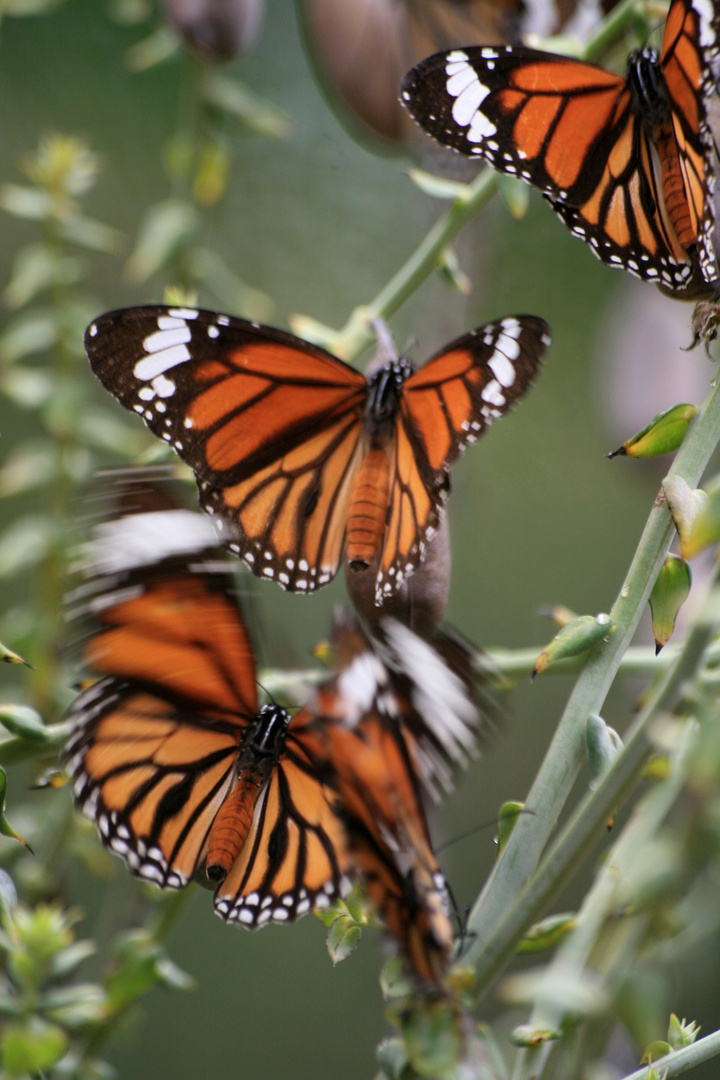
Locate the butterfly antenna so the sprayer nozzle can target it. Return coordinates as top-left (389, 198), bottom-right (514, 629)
top-left (435, 807), bottom-right (535, 855)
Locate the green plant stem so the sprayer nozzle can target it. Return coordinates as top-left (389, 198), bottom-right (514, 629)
top-left (618, 1030), bottom-right (720, 1080)
top-left (510, 718), bottom-right (699, 1080)
top-left (466, 375), bottom-right (720, 988)
top-left (307, 168), bottom-right (497, 363)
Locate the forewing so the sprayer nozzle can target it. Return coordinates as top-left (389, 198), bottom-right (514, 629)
top-left (85, 306), bottom-right (367, 590)
top-left (376, 315), bottom-right (549, 602)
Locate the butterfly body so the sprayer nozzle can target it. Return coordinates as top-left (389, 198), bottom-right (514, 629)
top-left (85, 307), bottom-right (549, 604)
top-left (401, 0), bottom-right (720, 292)
top-left (205, 703), bottom-right (291, 883)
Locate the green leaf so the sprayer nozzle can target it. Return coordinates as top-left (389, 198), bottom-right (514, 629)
top-left (48, 939), bottom-right (97, 978)
top-left (0, 515), bottom-right (53, 577)
top-left (125, 199), bottom-right (198, 282)
top-left (437, 245), bottom-right (471, 294)
top-left (649, 554), bottom-right (692, 653)
top-left (203, 72), bottom-right (291, 137)
top-left (532, 613), bottom-right (615, 679)
top-left (402, 997), bottom-right (465, 1078)
top-left (1, 1019), bottom-right (68, 1074)
top-left (3, 243), bottom-right (84, 308)
top-left (607, 403), bottom-right (698, 458)
top-left (0, 184), bottom-right (52, 219)
top-left (41, 984), bottom-right (108, 1027)
top-left (326, 915), bottom-right (361, 965)
top-left (0, 440), bottom-right (58, 497)
top-left (0, 309), bottom-right (59, 363)
top-left (193, 140), bottom-right (230, 207)
top-left (60, 214), bottom-right (125, 254)
top-left (77, 408), bottom-right (152, 455)
top-left (0, 367), bottom-right (55, 408)
top-left (125, 24), bottom-right (180, 71)
top-left (376, 1038), bottom-right (409, 1080)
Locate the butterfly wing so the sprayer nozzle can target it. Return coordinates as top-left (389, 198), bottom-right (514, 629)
top-left (85, 306), bottom-right (368, 592)
top-left (375, 315), bottom-right (548, 602)
top-left (400, 40), bottom-right (708, 289)
top-left (661, 0), bottom-right (720, 282)
top-left (64, 474), bottom-right (349, 921)
top-left (64, 488), bottom-right (259, 889)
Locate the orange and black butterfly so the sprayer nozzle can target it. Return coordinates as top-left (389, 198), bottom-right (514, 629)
top-left (84, 306), bottom-right (549, 605)
top-left (63, 472), bottom-right (349, 925)
top-left (308, 609), bottom-right (482, 982)
top-left (401, 0), bottom-right (720, 293)
top-left (63, 473), bottom-right (481, 965)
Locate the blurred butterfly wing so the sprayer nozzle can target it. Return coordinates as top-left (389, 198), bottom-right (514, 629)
top-left (376, 316), bottom-right (548, 601)
top-left (661, 0), bottom-right (720, 279)
top-left (215, 712), bottom-right (351, 925)
top-left (315, 683), bottom-right (454, 981)
top-left (85, 306), bottom-right (368, 592)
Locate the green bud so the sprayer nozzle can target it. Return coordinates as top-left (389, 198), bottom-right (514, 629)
top-left (667, 1013), bottom-right (700, 1049)
top-left (437, 245), bottom-right (471, 295)
top-left (649, 555), bottom-right (691, 653)
top-left (641, 1040), bottom-right (672, 1065)
top-left (497, 801), bottom-right (524, 857)
top-left (407, 168), bottom-right (471, 201)
top-left (682, 475), bottom-right (720, 559)
top-left (499, 173), bottom-right (530, 220)
top-left (1, 1018), bottom-right (68, 1074)
top-left (517, 913), bottom-right (576, 953)
top-left (607, 403), bottom-right (698, 459)
top-left (661, 476), bottom-right (709, 558)
top-left (509, 1024), bottom-right (561, 1047)
top-left (0, 640), bottom-right (33, 668)
top-left (0, 767), bottom-right (33, 854)
top-left (585, 715), bottom-right (623, 781)
top-left (532, 614), bottom-right (615, 679)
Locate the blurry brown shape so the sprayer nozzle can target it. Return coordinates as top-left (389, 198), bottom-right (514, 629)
top-left (298, 0), bottom-right (618, 151)
top-left (163, 0), bottom-right (264, 61)
top-left (346, 509), bottom-right (450, 637)
top-left (687, 299), bottom-right (720, 355)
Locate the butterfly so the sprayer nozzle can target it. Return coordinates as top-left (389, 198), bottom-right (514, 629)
top-left (63, 470), bottom-right (350, 926)
top-left (308, 609), bottom-right (482, 981)
top-left (400, 0), bottom-right (720, 293)
top-left (63, 472), bottom-right (482, 966)
top-left (84, 306), bottom-right (550, 605)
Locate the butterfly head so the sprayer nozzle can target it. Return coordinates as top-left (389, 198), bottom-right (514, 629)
top-left (237, 703), bottom-right (291, 768)
top-left (365, 359), bottom-right (414, 426)
top-left (626, 46), bottom-right (667, 129)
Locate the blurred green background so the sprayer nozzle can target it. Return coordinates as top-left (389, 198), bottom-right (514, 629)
top-left (1, 2), bottom-right (719, 1077)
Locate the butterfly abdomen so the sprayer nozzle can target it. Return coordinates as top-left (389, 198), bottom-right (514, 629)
top-left (656, 123), bottom-right (695, 247)
top-left (206, 775), bottom-right (263, 882)
top-left (347, 447), bottom-right (391, 571)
